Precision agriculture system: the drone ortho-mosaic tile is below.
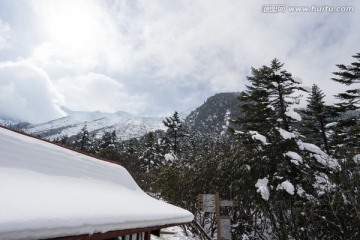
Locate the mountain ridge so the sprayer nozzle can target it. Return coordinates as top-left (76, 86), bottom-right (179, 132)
top-left (17, 107), bottom-right (166, 141)
top-left (1, 92), bottom-right (242, 141)
top-left (184, 92), bottom-right (241, 139)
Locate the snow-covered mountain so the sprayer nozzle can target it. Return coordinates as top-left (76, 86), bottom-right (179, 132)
top-left (1, 93), bottom-right (244, 142)
top-left (0, 114), bottom-right (24, 126)
top-left (1, 94), bottom-right (243, 142)
top-left (24, 107), bottom-right (166, 141)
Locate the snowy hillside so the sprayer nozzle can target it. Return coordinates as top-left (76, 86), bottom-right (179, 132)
top-left (0, 114), bottom-right (24, 126)
top-left (184, 92), bottom-right (241, 138)
top-left (25, 107), bottom-right (166, 141)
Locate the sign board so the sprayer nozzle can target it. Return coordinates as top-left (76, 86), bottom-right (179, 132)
top-left (198, 193), bottom-right (233, 240)
top-left (220, 217), bottom-right (232, 240)
top-left (220, 200), bottom-right (233, 207)
top-left (198, 194), bottom-right (216, 212)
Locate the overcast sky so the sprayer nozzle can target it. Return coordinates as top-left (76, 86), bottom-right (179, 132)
top-left (0, 0), bottom-right (359, 123)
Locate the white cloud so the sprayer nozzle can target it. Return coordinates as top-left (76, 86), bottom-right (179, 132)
top-left (1, 0), bottom-right (359, 119)
top-left (31, 41), bottom-right (98, 76)
top-left (209, 72), bottom-right (241, 92)
top-left (0, 19), bottom-right (10, 49)
top-left (99, 0), bottom-right (360, 97)
top-left (54, 72), bottom-right (148, 115)
top-left (0, 60), bottom-right (65, 123)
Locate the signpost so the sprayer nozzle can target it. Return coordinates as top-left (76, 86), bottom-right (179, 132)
top-left (215, 193), bottom-right (221, 240)
top-left (198, 193), bottom-right (233, 240)
top-left (220, 217), bottom-right (232, 240)
top-left (220, 200), bottom-right (233, 207)
top-left (202, 194), bottom-right (216, 212)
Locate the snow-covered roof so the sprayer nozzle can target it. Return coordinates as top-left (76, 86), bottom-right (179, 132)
top-left (0, 127), bottom-right (193, 240)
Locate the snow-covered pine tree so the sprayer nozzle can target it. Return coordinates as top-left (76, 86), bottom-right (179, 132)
top-left (336, 55), bottom-right (360, 100)
top-left (322, 53), bottom-right (360, 238)
top-left (301, 84), bottom-right (331, 153)
top-left (331, 53), bottom-right (360, 157)
top-left (99, 130), bottom-right (118, 150)
top-left (231, 59), bottom-right (340, 239)
top-left (139, 132), bottom-right (163, 172)
top-left (52, 135), bottom-right (69, 146)
top-left (123, 138), bottom-right (139, 155)
top-left (235, 64), bottom-right (274, 133)
top-left (162, 111), bottom-right (188, 155)
top-left (73, 125), bottom-right (92, 151)
top-left (94, 130), bottom-right (121, 161)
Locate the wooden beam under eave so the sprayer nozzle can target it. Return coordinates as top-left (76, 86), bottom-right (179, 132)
top-left (46, 222), bottom-right (191, 240)
top-left (144, 231), bottom-right (151, 240)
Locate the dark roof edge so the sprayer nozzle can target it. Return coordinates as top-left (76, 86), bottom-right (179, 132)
top-left (49, 222), bottom-right (191, 240)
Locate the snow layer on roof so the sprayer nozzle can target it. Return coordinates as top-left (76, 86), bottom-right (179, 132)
top-left (0, 128), bottom-right (193, 240)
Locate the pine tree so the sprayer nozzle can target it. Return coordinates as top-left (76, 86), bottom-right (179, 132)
top-left (231, 59), bottom-right (340, 239)
top-left (234, 59), bottom-right (306, 133)
top-left (322, 53), bottom-right (360, 238)
top-left (99, 130), bottom-right (118, 150)
top-left (162, 111), bottom-right (187, 154)
top-left (95, 130), bottom-right (119, 160)
top-left (53, 135), bottom-right (69, 146)
top-left (331, 53), bottom-right (360, 157)
top-left (332, 53), bottom-right (360, 105)
top-left (73, 125), bottom-right (92, 151)
top-left (266, 59), bottom-right (306, 131)
top-left (235, 64), bottom-right (274, 133)
top-left (139, 132), bottom-right (163, 172)
top-left (301, 84), bottom-right (331, 153)
top-left (123, 138), bottom-right (139, 155)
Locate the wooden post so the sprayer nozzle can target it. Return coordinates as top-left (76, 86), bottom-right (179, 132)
top-left (144, 231), bottom-right (151, 240)
top-left (215, 192), bottom-right (221, 240)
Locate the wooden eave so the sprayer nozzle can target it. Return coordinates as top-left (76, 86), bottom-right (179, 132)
top-left (47, 222), bottom-right (191, 240)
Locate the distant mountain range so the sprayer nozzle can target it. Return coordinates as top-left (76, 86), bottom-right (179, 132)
top-left (1, 93), bottom-right (242, 141)
top-left (10, 107), bottom-right (166, 141)
top-left (2, 91), bottom-right (359, 148)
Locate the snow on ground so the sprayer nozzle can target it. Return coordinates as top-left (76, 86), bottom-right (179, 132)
top-left (0, 127), bottom-right (193, 240)
top-left (152, 226), bottom-right (200, 240)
